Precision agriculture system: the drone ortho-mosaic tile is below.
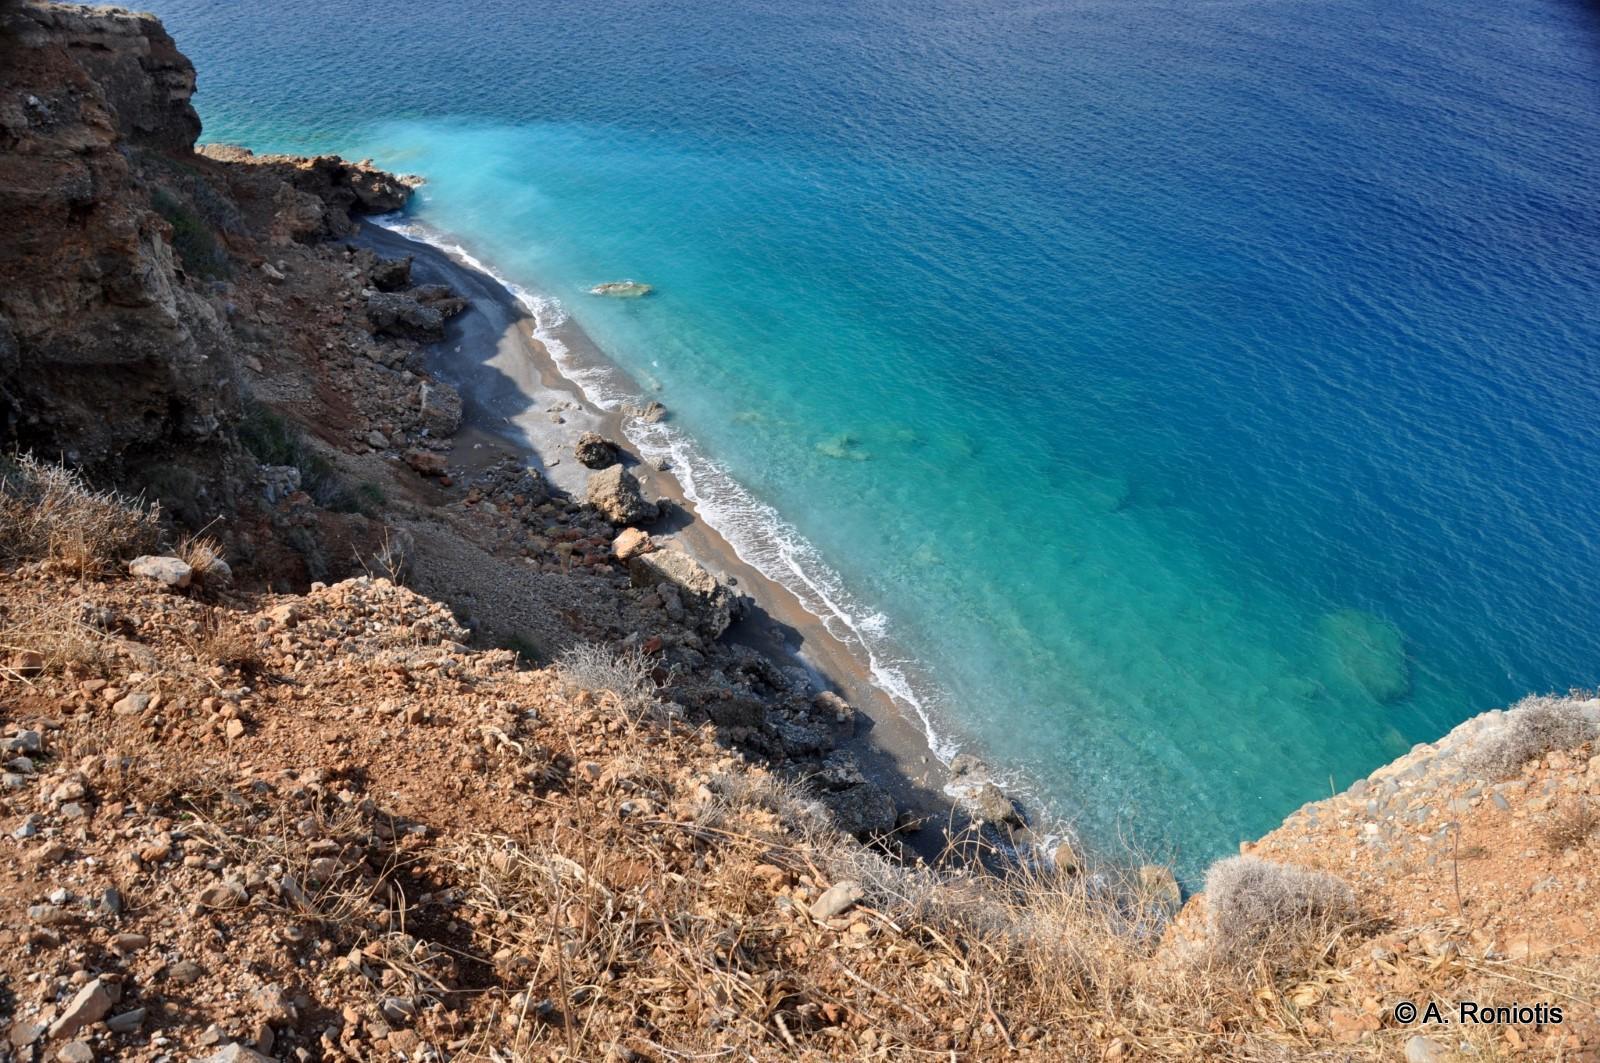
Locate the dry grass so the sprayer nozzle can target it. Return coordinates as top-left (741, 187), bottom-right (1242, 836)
top-left (0, 452), bottom-right (160, 573)
top-left (187, 605), bottom-right (262, 675)
top-left (0, 595), bottom-right (115, 681)
top-left (427, 752), bottom-right (1365, 1062)
top-left (176, 530), bottom-right (230, 582)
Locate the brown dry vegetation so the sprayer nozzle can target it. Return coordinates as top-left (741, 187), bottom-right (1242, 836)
top-left (2, 471), bottom-right (1598, 1062)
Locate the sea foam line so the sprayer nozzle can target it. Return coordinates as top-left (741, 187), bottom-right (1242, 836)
top-left (367, 213), bottom-right (961, 763)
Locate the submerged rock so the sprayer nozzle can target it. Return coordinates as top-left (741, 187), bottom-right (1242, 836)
top-left (1321, 608), bottom-right (1411, 704)
top-left (585, 465), bottom-right (658, 526)
top-left (815, 433), bottom-right (870, 461)
top-left (590, 280), bottom-right (653, 298)
top-left (575, 431), bottom-right (622, 469)
top-left (628, 548), bottom-right (739, 638)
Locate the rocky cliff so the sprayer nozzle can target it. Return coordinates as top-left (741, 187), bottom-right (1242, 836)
top-left (0, 1), bottom-right (414, 520)
top-left (1, 4), bottom-right (1596, 1060)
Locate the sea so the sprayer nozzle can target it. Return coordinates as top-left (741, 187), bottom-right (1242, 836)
top-left (141, 0), bottom-right (1600, 874)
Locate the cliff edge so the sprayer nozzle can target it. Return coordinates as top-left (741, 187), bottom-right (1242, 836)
top-left (1, 3), bottom-right (1596, 1061)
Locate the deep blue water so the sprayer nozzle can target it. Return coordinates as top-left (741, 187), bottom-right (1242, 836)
top-left (143, 0), bottom-right (1600, 871)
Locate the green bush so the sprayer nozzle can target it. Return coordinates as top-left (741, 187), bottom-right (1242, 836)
top-left (151, 186), bottom-right (230, 281)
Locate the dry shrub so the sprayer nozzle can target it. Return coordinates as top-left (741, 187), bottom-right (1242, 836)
top-left (1464, 695), bottom-right (1599, 780)
top-left (1543, 797), bottom-right (1598, 853)
top-left (1202, 855), bottom-right (1357, 973)
top-left (0, 453), bottom-right (159, 572)
top-left (555, 642), bottom-right (656, 721)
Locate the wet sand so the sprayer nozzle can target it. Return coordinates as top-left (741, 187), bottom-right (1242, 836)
top-left (353, 222), bottom-right (959, 852)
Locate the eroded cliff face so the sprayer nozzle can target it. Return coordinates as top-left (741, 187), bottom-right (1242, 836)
top-left (0, 1), bottom-right (232, 480)
top-left (0, 1), bottom-right (417, 520)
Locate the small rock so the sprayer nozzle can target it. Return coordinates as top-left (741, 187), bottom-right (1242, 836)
top-left (809, 881), bottom-right (864, 920)
top-left (198, 1046), bottom-right (275, 1063)
top-left (56, 1042), bottom-right (94, 1063)
top-left (111, 932), bottom-right (149, 954)
top-left (112, 692), bottom-right (152, 717)
top-left (167, 959), bottom-right (204, 984)
top-left (381, 996), bottom-right (417, 1025)
top-left (105, 1008), bottom-right (146, 1033)
top-left (4, 729), bottom-right (42, 753)
top-left (128, 555), bottom-right (192, 589)
top-left (1138, 865), bottom-right (1184, 917)
top-left (9, 650), bottom-right (45, 677)
top-left (1404, 1035), bottom-right (1443, 1063)
top-left (48, 977), bottom-right (120, 1039)
top-left (370, 255), bottom-right (413, 292)
top-left (197, 881), bottom-right (248, 909)
top-left (967, 782), bottom-right (1021, 827)
top-left (610, 527), bottom-right (652, 561)
top-left (405, 449), bottom-right (449, 478)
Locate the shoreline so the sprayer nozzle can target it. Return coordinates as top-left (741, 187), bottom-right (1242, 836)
top-left (351, 219), bottom-right (965, 852)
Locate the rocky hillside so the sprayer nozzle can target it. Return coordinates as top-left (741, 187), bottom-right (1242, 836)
top-left (1, 2), bottom-right (1597, 1060)
top-left (2, 463), bottom-right (1598, 1062)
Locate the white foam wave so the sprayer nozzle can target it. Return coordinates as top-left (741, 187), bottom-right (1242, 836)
top-left (366, 212), bottom-right (960, 763)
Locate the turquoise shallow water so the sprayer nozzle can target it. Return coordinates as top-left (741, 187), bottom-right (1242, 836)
top-left (144, 0), bottom-right (1600, 871)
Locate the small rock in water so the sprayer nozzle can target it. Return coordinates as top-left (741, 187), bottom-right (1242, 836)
top-left (589, 280), bottom-right (653, 298)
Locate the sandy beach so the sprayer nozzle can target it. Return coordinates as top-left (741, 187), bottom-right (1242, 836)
top-left (352, 221), bottom-right (962, 850)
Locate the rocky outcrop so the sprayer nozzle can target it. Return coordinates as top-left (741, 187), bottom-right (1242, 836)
top-left (586, 465), bottom-right (658, 526)
top-left (370, 255), bottom-right (413, 292)
top-left (0, 1), bottom-right (237, 481)
top-left (366, 292), bottom-right (445, 341)
top-left (628, 548), bottom-right (741, 639)
top-left (196, 146), bottom-right (418, 240)
top-left (409, 283), bottom-right (469, 319)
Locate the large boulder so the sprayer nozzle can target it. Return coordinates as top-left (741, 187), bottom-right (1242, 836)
top-left (575, 432), bottom-right (622, 469)
top-left (965, 781), bottom-right (1021, 827)
top-left (586, 465), bottom-right (658, 526)
top-left (416, 379), bottom-right (462, 437)
top-left (370, 255), bottom-right (412, 292)
top-left (409, 283), bottom-right (469, 319)
top-left (628, 549), bottom-right (739, 639)
top-left (366, 293), bottom-right (444, 341)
